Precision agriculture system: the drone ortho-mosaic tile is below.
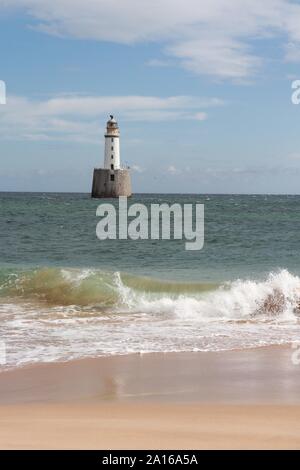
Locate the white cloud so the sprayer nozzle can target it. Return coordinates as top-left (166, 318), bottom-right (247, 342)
top-left (288, 152), bottom-right (300, 161)
top-left (167, 165), bottom-right (181, 175)
top-left (285, 42), bottom-right (300, 63)
top-left (131, 164), bottom-right (145, 173)
top-left (146, 58), bottom-right (175, 68)
top-left (0, 93), bottom-right (219, 142)
top-left (194, 112), bottom-right (207, 121)
top-left (167, 37), bottom-right (262, 81)
top-left (3, 0), bottom-right (300, 80)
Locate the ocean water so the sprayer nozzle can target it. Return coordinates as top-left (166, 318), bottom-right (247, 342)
top-left (0, 192), bottom-right (300, 368)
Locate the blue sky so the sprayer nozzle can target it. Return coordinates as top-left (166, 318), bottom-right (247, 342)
top-left (1, 1), bottom-right (300, 193)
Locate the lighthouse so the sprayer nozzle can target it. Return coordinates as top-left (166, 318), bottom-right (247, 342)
top-left (104, 115), bottom-right (120, 170)
top-left (91, 116), bottom-right (132, 198)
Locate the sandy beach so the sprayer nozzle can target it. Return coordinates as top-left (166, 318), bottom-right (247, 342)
top-left (1, 403), bottom-right (300, 450)
top-left (0, 346), bottom-right (300, 449)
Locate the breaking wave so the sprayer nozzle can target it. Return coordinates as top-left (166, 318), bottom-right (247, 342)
top-left (1, 267), bottom-right (300, 368)
top-left (1, 267), bottom-right (300, 321)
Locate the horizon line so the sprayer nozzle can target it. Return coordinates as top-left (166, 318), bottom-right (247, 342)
top-left (0, 191), bottom-right (300, 196)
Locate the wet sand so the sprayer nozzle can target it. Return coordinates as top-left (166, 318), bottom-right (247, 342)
top-left (0, 346), bottom-right (300, 449)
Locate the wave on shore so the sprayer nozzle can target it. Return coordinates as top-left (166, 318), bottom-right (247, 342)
top-left (1, 267), bottom-right (300, 319)
top-left (0, 267), bottom-right (299, 368)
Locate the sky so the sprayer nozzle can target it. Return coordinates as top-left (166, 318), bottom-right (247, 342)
top-left (1, 0), bottom-right (300, 193)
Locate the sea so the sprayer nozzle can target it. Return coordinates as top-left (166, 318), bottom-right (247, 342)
top-left (0, 192), bottom-right (300, 369)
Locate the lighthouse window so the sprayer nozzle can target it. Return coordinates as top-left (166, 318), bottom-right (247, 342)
top-left (111, 155), bottom-right (114, 159)
top-left (111, 138), bottom-right (114, 143)
top-left (111, 146), bottom-right (114, 151)
top-left (111, 164), bottom-right (114, 170)
top-left (110, 174), bottom-right (115, 182)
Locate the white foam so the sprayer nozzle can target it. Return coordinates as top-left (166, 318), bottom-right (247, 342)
top-left (118, 269), bottom-right (300, 322)
top-left (1, 269), bottom-right (300, 369)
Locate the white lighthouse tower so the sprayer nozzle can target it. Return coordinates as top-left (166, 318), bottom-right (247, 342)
top-left (91, 115), bottom-right (132, 198)
top-left (104, 115), bottom-right (121, 170)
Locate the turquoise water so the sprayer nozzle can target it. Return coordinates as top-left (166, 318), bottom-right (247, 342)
top-left (1, 192), bottom-right (300, 281)
top-left (0, 192), bottom-right (300, 367)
